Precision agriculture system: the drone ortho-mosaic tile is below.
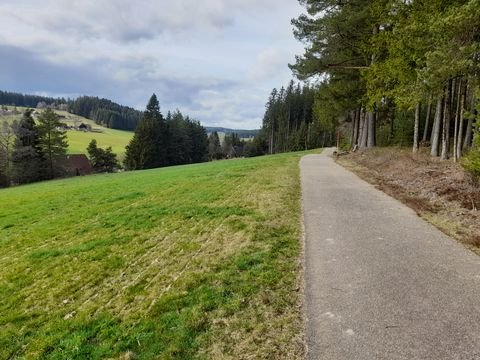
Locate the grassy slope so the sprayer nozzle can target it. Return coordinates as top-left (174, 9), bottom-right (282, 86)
top-left (66, 128), bottom-right (133, 160)
top-left (0, 108), bottom-right (133, 159)
top-left (0, 151), bottom-right (315, 359)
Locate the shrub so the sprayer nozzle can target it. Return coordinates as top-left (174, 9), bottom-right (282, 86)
top-left (462, 127), bottom-right (480, 181)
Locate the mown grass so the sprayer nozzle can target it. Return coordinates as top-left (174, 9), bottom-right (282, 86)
top-left (0, 151), bottom-right (315, 359)
top-left (66, 128), bottom-right (133, 160)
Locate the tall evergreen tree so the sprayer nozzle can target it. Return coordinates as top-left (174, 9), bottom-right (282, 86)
top-left (124, 94), bottom-right (167, 170)
top-left (166, 110), bottom-right (192, 165)
top-left (37, 108), bottom-right (69, 179)
top-left (11, 109), bottom-right (46, 184)
top-left (208, 131), bottom-right (223, 160)
top-left (187, 119), bottom-right (209, 163)
top-left (0, 121), bottom-right (16, 187)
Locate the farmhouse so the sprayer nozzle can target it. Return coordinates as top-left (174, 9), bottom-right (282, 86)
top-left (65, 154), bottom-right (93, 176)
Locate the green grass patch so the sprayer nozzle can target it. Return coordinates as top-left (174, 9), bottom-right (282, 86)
top-left (0, 108), bottom-right (133, 160)
top-left (66, 128), bottom-right (133, 160)
top-left (0, 150), bottom-right (319, 359)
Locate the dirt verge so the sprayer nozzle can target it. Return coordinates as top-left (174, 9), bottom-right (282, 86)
top-left (336, 148), bottom-right (480, 255)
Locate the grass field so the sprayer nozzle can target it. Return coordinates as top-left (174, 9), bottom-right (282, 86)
top-left (0, 151), bottom-right (315, 359)
top-left (0, 108), bottom-right (133, 160)
top-left (66, 128), bottom-right (133, 160)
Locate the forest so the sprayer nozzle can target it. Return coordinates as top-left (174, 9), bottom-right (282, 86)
top-left (257, 81), bottom-right (336, 154)
top-left (124, 94), bottom-right (208, 170)
top-left (68, 96), bottom-right (143, 131)
top-left (272, 0), bottom-right (480, 177)
top-left (0, 94), bottom-right (211, 188)
top-left (0, 91), bottom-right (67, 109)
top-left (0, 91), bottom-right (144, 132)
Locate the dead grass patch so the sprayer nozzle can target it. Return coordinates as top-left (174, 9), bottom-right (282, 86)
top-left (338, 148), bottom-right (480, 255)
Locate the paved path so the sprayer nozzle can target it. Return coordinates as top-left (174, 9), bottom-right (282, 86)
top-left (301, 150), bottom-right (480, 360)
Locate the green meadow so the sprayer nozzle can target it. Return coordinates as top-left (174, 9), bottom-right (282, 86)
top-left (0, 108), bottom-right (133, 159)
top-left (66, 128), bottom-right (133, 160)
top-left (0, 151), bottom-right (315, 359)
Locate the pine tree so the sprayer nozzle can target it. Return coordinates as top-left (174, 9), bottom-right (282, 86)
top-left (37, 108), bottom-right (69, 179)
top-left (187, 119), bottom-right (208, 163)
top-left (87, 139), bottom-right (119, 173)
top-left (11, 109), bottom-right (46, 184)
top-left (124, 94), bottom-right (167, 170)
top-left (208, 131), bottom-right (223, 160)
top-left (166, 110), bottom-right (192, 165)
top-left (0, 121), bottom-right (16, 187)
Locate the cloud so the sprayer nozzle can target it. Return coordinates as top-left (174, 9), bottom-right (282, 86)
top-left (0, 45), bottom-right (107, 96)
top-left (3, 0), bottom-right (234, 43)
top-left (249, 48), bottom-right (291, 81)
top-left (0, 0), bottom-right (305, 129)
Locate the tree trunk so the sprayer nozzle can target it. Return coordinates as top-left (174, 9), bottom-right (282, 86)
top-left (430, 97), bottom-right (443, 157)
top-left (453, 79), bottom-right (463, 162)
top-left (441, 80), bottom-right (453, 161)
top-left (353, 107), bottom-right (362, 146)
top-left (366, 110), bottom-right (376, 148)
top-left (463, 95), bottom-right (476, 150)
top-left (422, 97), bottom-right (432, 143)
top-left (359, 108), bottom-right (368, 148)
top-left (456, 82), bottom-right (467, 160)
top-left (413, 103), bottom-right (421, 153)
top-left (388, 105), bottom-right (395, 144)
top-left (350, 110), bottom-right (357, 148)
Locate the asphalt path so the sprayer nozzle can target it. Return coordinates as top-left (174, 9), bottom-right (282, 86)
top-left (301, 150), bottom-right (480, 360)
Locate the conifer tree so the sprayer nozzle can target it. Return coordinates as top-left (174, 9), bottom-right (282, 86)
top-left (208, 131), bottom-right (223, 160)
top-left (0, 121), bottom-right (16, 187)
top-left (124, 94), bottom-right (167, 170)
top-left (11, 109), bottom-right (46, 184)
top-left (36, 108), bottom-right (68, 179)
top-left (87, 139), bottom-right (119, 173)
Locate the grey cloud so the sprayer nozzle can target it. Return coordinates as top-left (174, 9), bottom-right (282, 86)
top-left (0, 0), bottom-right (303, 128)
top-left (0, 45), bottom-right (108, 96)
top-left (0, 44), bottom-right (255, 125)
top-left (30, 0), bottom-right (234, 43)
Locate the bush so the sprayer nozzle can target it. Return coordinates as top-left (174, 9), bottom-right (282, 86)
top-left (462, 128), bottom-right (480, 181)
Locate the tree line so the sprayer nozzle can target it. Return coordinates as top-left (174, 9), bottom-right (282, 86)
top-left (0, 91), bottom-right (67, 109)
top-left (68, 96), bottom-right (143, 131)
top-left (254, 81), bottom-right (335, 155)
top-left (1, 91), bottom-right (144, 132)
top-left (0, 94), bottom-right (211, 188)
top-left (289, 0), bottom-right (480, 170)
top-left (0, 109), bottom-right (69, 187)
top-left (124, 94), bottom-right (208, 170)
top-left (0, 108), bottom-right (122, 188)
top-left (207, 131), bottom-right (266, 159)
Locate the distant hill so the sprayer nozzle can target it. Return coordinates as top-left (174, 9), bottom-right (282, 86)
top-left (205, 127), bottom-right (259, 138)
top-left (68, 96), bottom-right (142, 131)
top-left (0, 105), bottom-right (133, 160)
top-left (0, 90), bottom-right (261, 138)
top-left (0, 90), bottom-right (67, 108)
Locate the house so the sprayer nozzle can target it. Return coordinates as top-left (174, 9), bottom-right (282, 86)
top-left (65, 154), bottom-right (93, 176)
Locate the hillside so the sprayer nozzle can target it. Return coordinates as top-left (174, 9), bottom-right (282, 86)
top-left (0, 151), bottom-right (313, 359)
top-left (0, 107), bottom-right (133, 159)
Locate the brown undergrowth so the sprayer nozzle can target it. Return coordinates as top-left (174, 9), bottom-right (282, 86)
top-left (337, 148), bottom-right (480, 254)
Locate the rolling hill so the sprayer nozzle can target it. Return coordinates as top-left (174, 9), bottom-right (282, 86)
top-left (0, 107), bottom-right (133, 160)
top-left (0, 151), bottom-right (312, 359)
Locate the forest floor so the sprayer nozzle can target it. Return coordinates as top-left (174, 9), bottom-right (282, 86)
top-left (336, 147), bottom-right (480, 255)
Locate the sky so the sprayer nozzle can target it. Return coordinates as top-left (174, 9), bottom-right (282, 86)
top-left (0, 0), bottom-right (306, 129)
